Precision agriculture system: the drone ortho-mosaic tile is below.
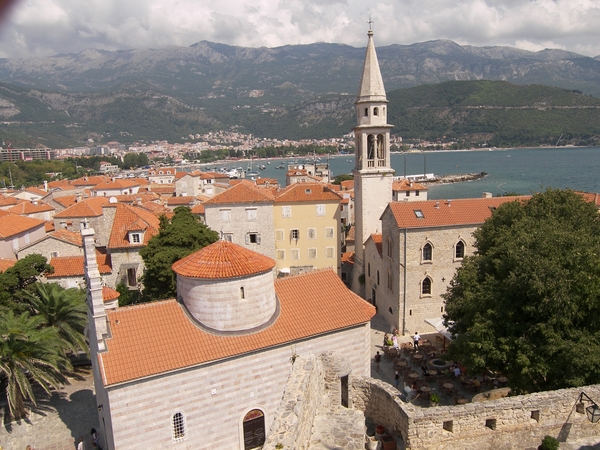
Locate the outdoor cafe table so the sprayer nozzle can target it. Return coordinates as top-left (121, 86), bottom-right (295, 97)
top-left (442, 382), bottom-right (454, 394)
top-left (408, 372), bottom-right (419, 380)
top-left (421, 341), bottom-right (432, 348)
top-left (457, 398), bottom-right (468, 405)
top-left (413, 354), bottom-right (424, 361)
top-left (420, 386), bottom-right (431, 395)
top-left (428, 369), bottom-right (438, 376)
top-left (396, 361), bottom-right (408, 368)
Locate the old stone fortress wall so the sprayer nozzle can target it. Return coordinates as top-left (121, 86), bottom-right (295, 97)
top-left (264, 352), bottom-right (600, 450)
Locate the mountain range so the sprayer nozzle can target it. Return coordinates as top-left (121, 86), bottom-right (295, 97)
top-left (0, 39), bottom-right (600, 147)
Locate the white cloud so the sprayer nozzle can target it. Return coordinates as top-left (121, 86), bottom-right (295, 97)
top-left (0, 0), bottom-right (599, 59)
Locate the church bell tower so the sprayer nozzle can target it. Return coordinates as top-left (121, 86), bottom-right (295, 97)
top-left (351, 26), bottom-right (394, 296)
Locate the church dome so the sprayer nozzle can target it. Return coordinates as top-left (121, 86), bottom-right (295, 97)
top-left (173, 240), bottom-right (277, 333)
top-left (173, 239), bottom-right (275, 278)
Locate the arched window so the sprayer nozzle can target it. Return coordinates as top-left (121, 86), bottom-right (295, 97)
top-left (376, 134), bottom-right (384, 160)
top-left (455, 241), bottom-right (465, 259)
top-left (243, 409), bottom-right (265, 449)
top-left (367, 135), bottom-right (375, 160)
top-left (364, 107), bottom-right (369, 117)
top-left (240, 287), bottom-right (245, 299)
top-left (172, 412), bottom-right (186, 442)
top-left (422, 243), bottom-right (432, 261)
top-left (422, 277), bottom-right (432, 295)
top-left (374, 107), bottom-right (379, 116)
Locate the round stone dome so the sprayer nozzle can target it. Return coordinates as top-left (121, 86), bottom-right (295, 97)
top-left (172, 240), bottom-right (277, 332)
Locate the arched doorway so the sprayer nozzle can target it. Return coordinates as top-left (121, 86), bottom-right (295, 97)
top-left (243, 409), bottom-right (265, 449)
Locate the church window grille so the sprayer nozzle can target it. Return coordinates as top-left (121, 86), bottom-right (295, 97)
top-left (422, 243), bottom-right (432, 261)
top-left (291, 229), bottom-right (300, 240)
top-left (422, 277), bottom-right (432, 295)
top-left (455, 241), bottom-right (465, 259)
top-left (172, 412), bottom-right (186, 442)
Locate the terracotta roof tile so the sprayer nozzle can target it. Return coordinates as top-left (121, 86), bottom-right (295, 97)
top-left (71, 176), bottom-right (109, 187)
top-left (172, 240), bottom-right (275, 279)
top-left (0, 196), bottom-right (20, 207)
top-left (190, 204), bottom-right (205, 214)
top-left (340, 180), bottom-right (355, 190)
top-left (148, 185), bottom-right (175, 194)
top-left (389, 196), bottom-right (528, 229)
top-left (23, 187), bottom-right (48, 196)
top-left (48, 250), bottom-right (111, 278)
top-left (52, 229), bottom-right (83, 246)
top-left (166, 197), bottom-right (195, 206)
top-left (102, 286), bottom-right (120, 302)
top-left (341, 252), bottom-right (354, 264)
top-left (45, 221), bottom-right (55, 232)
top-left (0, 214), bottom-right (45, 238)
top-left (275, 183), bottom-right (342, 203)
top-left (107, 204), bottom-right (160, 249)
top-left (46, 179), bottom-right (72, 189)
top-left (346, 225), bottom-right (355, 241)
top-left (204, 180), bottom-right (275, 205)
top-left (53, 196), bottom-right (77, 208)
top-left (99, 269), bottom-right (375, 385)
top-left (0, 258), bottom-right (16, 272)
top-left (54, 197), bottom-right (110, 218)
top-left (392, 179), bottom-right (428, 191)
top-left (7, 200), bottom-right (54, 215)
top-left (256, 178), bottom-right (278, 186)
top-left (369, 233), bottom-right (383, 256)
top-left (91, 179), bottom-right (140, 191)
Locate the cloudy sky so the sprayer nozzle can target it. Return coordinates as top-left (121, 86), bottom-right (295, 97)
top-left (1, 0), bottom-right (599, 60)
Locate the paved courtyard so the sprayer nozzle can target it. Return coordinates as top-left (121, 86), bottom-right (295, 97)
top-left (0, 366), bottom-right (100, 450)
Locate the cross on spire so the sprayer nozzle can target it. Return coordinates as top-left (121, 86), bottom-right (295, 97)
top-left (367, 16), bottom-right (374, 31)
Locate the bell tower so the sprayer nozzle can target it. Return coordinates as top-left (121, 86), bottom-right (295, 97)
top-left (351, 26), bottom-right (394, 296)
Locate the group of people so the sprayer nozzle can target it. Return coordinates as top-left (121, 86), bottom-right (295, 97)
top-left (382, 330), bottom-right (422, 350)
top-left (77, 428), bottom-right (102, 450)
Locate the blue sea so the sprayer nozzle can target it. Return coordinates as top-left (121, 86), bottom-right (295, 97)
top-left (211, 147), bottom-right (600, 200)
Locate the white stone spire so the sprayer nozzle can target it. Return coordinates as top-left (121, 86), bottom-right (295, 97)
top-left (82, 226), bottom-right (109, 352)
top-left (356, 30), bottom-right (387, 104)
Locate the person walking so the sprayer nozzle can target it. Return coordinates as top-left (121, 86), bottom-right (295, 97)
top-left (394, 371), bottom-right (400, 388)
top-left (374, 351), bottom-right (381, 372)
top-left (413, 332), bottom-right (421, 350)
top-left (77, 438), bottom-right (85, 450)
top-left (91, 428), bottom-right (103, 450)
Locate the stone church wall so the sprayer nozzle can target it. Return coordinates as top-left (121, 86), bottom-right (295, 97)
top-left (104, 323), bottom-right (370, 449)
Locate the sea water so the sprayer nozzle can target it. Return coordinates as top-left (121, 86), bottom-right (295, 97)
top-left (238, 147), bottom-right (599, 200)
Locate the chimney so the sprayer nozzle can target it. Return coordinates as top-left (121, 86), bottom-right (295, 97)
top-left (447, 199), bottom-right (452, 207)
top-left (32, 200), bottom-right (38, 206)
top-left (482, 192), bottom-right (493, 198)
top-left (76, 192), bottom-right (83, 203)
top-left (136, 197), bottom-right (142, 206)
top-left (44, 180), bottom-right (48, 192)
top-left (435, 201), bottom-right (440, 209)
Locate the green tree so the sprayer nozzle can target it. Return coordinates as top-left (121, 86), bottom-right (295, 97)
top-left (23, 283), bottom-right (88, 354)
top-left (332, 174), bottom-right (353, 185)
top-left (0, 254), bottom-right (53, 313)
top-left (443, 189), bottom-right (600, 393)
top-left (0, 310), bottom-right (69, 420)
top-left (140, 207), bottom-right (219, 300)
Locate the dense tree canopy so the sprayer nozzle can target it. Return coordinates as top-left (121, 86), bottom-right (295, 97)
top-left (140, 207), bottom-right (219, 300)
top-left (0, 254), bottom-right (53, 313)
top-left (444, 189), bottom-right (600, 393)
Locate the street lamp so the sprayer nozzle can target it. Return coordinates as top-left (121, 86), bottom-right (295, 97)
top-left (576, 392), bottom-right (600, 423)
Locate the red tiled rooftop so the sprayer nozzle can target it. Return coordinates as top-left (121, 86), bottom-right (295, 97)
top-left (48, 251), bottom-right (111, 278)
top-left (389, 196), bottom-right (528, 229)
top-left (102, 286), bottom-right (120, 302)
top-left (275, 183), bottom-right (341, 203)
top-left (7, 200), bottom-right (54, 215)
top-left (0, 196), bottom-right (20, 207)
top-left (172, 240), bottom-right (275, 279)
top-left (52, 229), bottom-right (83, 246)
top-left (107, 204), bottom-right (160, 249)
top-left (99, 269), bottom-right (375, 385)
top-left (204, 180), bottom-right (274, 205)
top-left (91, 179), bottom-right (140, 191)
top-left (54, 197), bottom-right (110, 218)
top-left (0, 214), bottom-right (45, 238)
top-left (0, 258), bottom-right (16, 272)
top-left (392, 179), bottom-right (428, 192)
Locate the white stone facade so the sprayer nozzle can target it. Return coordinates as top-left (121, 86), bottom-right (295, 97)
top-left (99, 324), bottom-right (370, 450)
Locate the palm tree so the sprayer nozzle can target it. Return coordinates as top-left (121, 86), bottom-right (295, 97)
top-left (0, 310), bottom-right (69, 420)
top-left (24, 282), bottom-right (88, 354)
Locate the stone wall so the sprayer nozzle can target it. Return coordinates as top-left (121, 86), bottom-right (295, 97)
top-left (352, 376), bottom-right (600, 450)
top-left (263, 356), bottom-right (324, 450)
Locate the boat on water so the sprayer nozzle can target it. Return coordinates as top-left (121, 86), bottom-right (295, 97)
top-left (259, 165), bottom-right (266, 170)
top-left (276, 163), bottom-right (285, 169)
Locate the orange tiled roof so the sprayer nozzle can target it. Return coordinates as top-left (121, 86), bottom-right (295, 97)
top-left (204, 180), bottom-right (275, 205)
top-left (48, 250), bottom-right (111, 278)
top-left (45, 221), bottom-right (55, 232)
top-left (99, 268), bottom-right (375, 385)
top-left (392, 179), bottom-right (428, 192)
top-left (166, 197), bottom-right (195, 206)
top-left (46, 179), bottom-right (72, 190)
top-left (148, 185), bottom-right (175, 194)
top-left (102, 286), bottom-right (120, 302)
top-left (113, 193), bottom-right (161, 204)
top-left (190, 204), bottom-right (205, 214)
top-left (107, 203), bottom-right (160, 249)
top-left (0, 258), bottom-right (16, 272)
top-left (369, 233), bottom-right (383, 256)
top-left (7, 200), bottom-right (54, 215)
top-left (256, 178), bottom-right (278, 186)
top-left (389, 196), bottom-right (528, 229)
top-left (22, 187), bottom-right (48, 197)
top-left (54, 197), bottom-right (110, 218)
top-left (575, 191), bottom-right (600, 207)
top-left (172, 240), bottom-right (275, 279)
top-left (139, 201), bottom-right (171, 215)
top-left (0, 214), bottom-right (45, 238)
top-left (91, 179), bottom-right (140, 191)
top-left (71, 176), bottom-right (109, 187)
top-left (53, 195), bottom-right (78, 209)
top-left (340, 180), bottom-right (354, 190)
top-left (0, 196), bottom-right (20, 207)
top-left (341, 252), bottom-right (354, 265)
top-left (275, 183), bottom-right (341, 203)
top-left (345, 225), bottom-right (355, 241)
top-left (51, 229), bottom-right (83, 246)
top-left (149, 168), bottom-right (176, 176)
